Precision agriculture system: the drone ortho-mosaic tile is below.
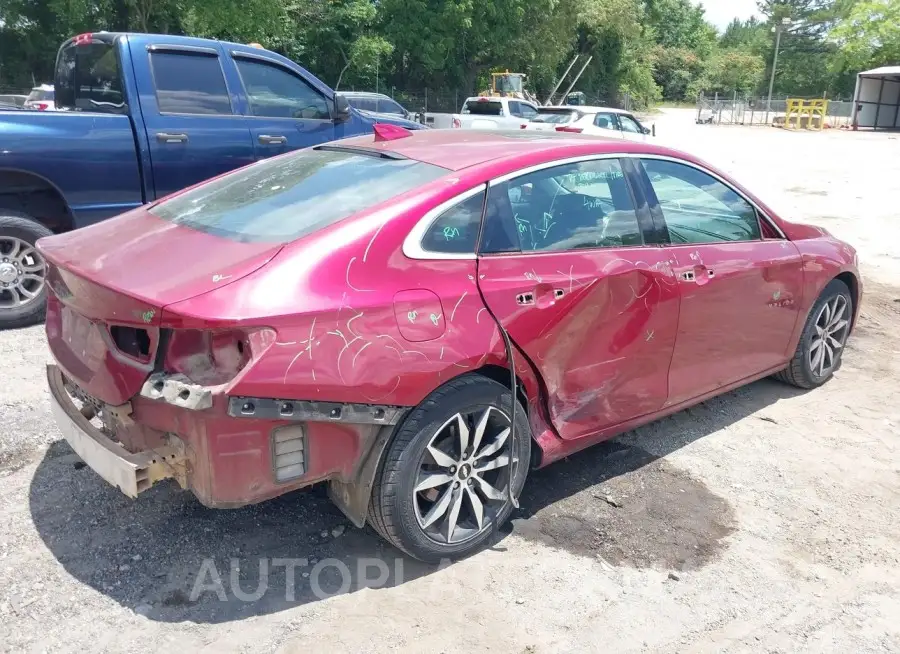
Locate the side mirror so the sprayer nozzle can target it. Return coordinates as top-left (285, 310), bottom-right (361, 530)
top-left (334, 94), bottom-right (351, 124)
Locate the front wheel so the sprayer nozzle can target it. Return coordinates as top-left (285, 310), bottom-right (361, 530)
top-left (0, 212), bottom-right (52, 329)
top-left (775, 279), bottom-right (853, 389)
top-left (368, 374), bottom-right (531, 563)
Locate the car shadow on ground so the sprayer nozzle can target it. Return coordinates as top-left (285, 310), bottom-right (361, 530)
top-left (28, 377), bottom-right (805, 623)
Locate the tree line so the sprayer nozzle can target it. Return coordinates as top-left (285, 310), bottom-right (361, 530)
top-left (1, 0), bottom-right (898, 106)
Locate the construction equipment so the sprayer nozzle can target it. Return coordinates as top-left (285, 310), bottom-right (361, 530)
top-left (480, 70), bottom-right (539, 104)
top-left (545, 55), bottom-right (593, 106)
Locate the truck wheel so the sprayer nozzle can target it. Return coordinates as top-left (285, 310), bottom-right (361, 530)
top-left (368, 374), bottom-right (531, 563)
top-left (0, 212), bottom-right (52, 329)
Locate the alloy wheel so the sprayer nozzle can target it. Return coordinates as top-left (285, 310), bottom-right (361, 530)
top-left (413, 406), bottom-right (513, 545)
top-left (809, 294), bottom-right (850, 378)
top-left (0, 236), bottom-right (46, 310)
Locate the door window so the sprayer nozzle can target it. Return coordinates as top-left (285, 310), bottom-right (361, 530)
top-left (378, 98), bottom-right (407, 115)
top-left (236, 58), bottom-right (331, 120)
top-left (150, 52), bottom-right (232, 115)
top-left (619, 114), bottom-right (644, 134)
top-left (519, 103), bottom-right (539, 119)
top-left (593, 112), bottom-right (619, 131)
top-left (420, 191), bottom-right (486, 254)
top-left (485, 158), bottom-right (643, 252)
top-left (640, 158), bottom-right (761, 243)
top-left (507, 101), bottom-right (523, 117)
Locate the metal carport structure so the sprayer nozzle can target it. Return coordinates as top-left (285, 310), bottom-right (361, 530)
top-left (851, 66), bottom-right (900, 130)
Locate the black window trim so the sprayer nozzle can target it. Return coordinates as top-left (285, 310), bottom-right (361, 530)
top-left (148, 48), bottom-right (235, 117)
top-left (403, 185), bottom-right (488, 260)
top-left (481, 154), bottom-right (654, 256)
top-left (635, 154), bottom-right (786, 242)
top-left (231, 52), bottom-right (332, 122)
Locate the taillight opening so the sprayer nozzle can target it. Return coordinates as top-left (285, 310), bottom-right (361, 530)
top-left (163, 328), bottom-right (273, 386)
top-left (110, 326), bottom-right (152, 361)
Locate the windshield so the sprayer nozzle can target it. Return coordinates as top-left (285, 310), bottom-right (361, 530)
top-left (149, 148), bottom-right (447, 243)
top-left (531, 109), bottom-right (577, 124)
top-left (463, 100), bottom-right (503, 116)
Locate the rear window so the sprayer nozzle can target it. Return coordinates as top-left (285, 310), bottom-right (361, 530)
top-left (27, 89), bottom-right (54, 101)
top-left (54, 41), bottom-right (127, 113)
top-left (532, 109), bottom-right (577, 124)
top-left (463, 100), bottom-right (503, 116)
top-left (149, 148), bottom-right (447, 243)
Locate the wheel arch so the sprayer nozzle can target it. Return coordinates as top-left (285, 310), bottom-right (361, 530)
top-left (0, 168), bottom-right (75, 233)
top-left (834, 270), bottom-right (859, 332)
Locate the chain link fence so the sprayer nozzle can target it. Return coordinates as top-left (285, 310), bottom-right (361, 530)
top-left (695, 93), bottom-right (854, 128)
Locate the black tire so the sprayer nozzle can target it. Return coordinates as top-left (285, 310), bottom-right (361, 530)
top-left (0, 211), bottom-right (52, 330)
top-left (368, 373), bottom-right (531, 563)
top-left (774, 279), bottom-right (853, 389)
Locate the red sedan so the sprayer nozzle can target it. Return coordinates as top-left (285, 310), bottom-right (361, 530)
top-left (38, 127), bottom-right (861, 562)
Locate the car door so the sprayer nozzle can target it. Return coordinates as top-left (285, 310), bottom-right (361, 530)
top-left (232, 53), bottom-right (335, 160)
top-left (636, 156), bottom-right (804, 406)
top-left (618, 113), bottom-right (647, 142)
top-left (476, 156), bottom-right (681, 441)
top-left (140, 45), bottom-right (256, 200)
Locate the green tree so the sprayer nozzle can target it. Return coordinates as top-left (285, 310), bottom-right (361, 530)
top-left (830, 0), bottom-right (900, 70)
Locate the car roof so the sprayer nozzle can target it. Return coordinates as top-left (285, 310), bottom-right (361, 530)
top-left (336, 129), bottom-right (682, 172)
top-left (339, 91), bottom-right (392, 99)
top-left (540, 105), bottom-right (632, 114)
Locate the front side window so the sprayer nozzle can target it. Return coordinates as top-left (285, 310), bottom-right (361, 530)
top-left (151, 52), bottom-right (231, 115)
top-left (641, 158), bottom-right (761, 243)
top-left (150, 148), bottom-right (447, 243)
top-left (236, 58), bottom-right (330, 119)
top-left (485, 158), bottom-right (643, 252)
top-left (619, 114), bottom-right (644, 134)
top-left (421, 191), bottom-right (486, 254)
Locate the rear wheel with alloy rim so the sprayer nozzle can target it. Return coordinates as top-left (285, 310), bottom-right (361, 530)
top-left (775, 279), bottom-right (853, 389)
top-left (0, 212), bottom-right (52, 329)
top-left (368, 374), bottom-right (531, 562)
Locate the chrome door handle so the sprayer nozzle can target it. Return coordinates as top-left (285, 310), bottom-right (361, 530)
top-left (258, 134), bottom-right (288, 145)
top-left (156, 132), bottom-right (188, 143)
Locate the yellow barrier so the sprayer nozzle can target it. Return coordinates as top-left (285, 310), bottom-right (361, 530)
top-left (784, 98), bottom-right (828, 130)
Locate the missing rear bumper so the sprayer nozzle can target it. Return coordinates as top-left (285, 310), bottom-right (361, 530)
top-left (47, 365), bottom-right (188, 497)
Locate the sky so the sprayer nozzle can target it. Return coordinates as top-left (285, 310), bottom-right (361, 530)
top-left (693, 0), bottom-right (763, 30)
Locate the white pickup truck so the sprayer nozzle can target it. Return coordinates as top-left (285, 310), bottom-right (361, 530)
top-left (449, 96), bottom-right (539, 130)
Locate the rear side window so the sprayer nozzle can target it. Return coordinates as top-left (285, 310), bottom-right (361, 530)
top-left (150, 148), bottom-right (447, 242)
top-left (151, 52), bottom-right (232, 115)
top-left (421, 191), bottom-right (486, 254)
top-left (54, 41), bottom-right (127, 113)
top-left (378, 98), bottom-right (406, 115)
top-left (463, 100), bottom-right (503, 115)
top-left (593, 113), bottom-right (619, 130)
top-left (235, 58), bottom-right (330, 119)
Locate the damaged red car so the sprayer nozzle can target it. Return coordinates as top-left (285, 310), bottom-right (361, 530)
top-left (39, 127), bottom-right (861, 562)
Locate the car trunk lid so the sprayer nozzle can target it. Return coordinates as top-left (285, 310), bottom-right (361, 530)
top-left (38, 208), bottom-right (282, 404)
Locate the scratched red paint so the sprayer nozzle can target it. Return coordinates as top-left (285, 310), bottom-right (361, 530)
top-left (37, 130), bottom-right (861, 508)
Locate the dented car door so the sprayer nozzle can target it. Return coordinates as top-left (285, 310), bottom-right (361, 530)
top-left (476, 156), bottom-right (681, 441)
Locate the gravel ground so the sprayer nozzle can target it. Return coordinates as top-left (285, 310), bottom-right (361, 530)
top-left (1, 110), bottom-right (899, 653)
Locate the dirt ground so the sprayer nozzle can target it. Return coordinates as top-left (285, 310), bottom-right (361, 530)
top-left (1, 109), bottom-right (898, 653)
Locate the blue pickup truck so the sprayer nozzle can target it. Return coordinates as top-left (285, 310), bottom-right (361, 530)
top-left (0, 32), bottom-right (423, 328)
